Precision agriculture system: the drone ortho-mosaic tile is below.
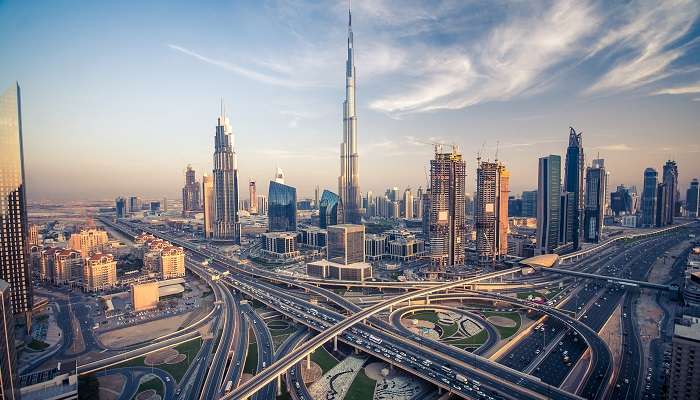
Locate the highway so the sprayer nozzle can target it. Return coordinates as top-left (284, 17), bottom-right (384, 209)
top-left (242, 303), bottom-right (276, 400)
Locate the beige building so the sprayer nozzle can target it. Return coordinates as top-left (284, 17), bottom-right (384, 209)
top-left (28, 224), bottom-right (40, 246)
top-left (83, 253), bottom-right (117, 292)
top-left (53, 249), bottom-right (83, 284)
top-left (68, 228), bottom-right (109, 258)
top-left (328, 224), bottom-right (365, 265)
top-left (39, 247), bottom-right (60, 281)
top-left (160, 246), bottom-right (185, 279)
top-left (669, 315), bottom-right (700, 399)
top-left (131, 281), bottom-right (160, 311)
top-left (202, 174), bottom-right (214, 239)
top-left (307, 259), bottom-right (372, 281)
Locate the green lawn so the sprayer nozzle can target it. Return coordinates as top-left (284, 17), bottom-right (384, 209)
top-left (311, 346), bottom-right (338, 374)
top-left (445, 329), bottom-right (488, 348)
top-left (244, 343), bottom-right (258, 374)
top-left (27, 339), bottom-right (49, 351)
top-left (407, 311), bottom-right (440, 324)
top-left (483, 311), bottom-right (522, 339)
top-left (516, 291), bottom-right (547, 300)
top-left (439, 322), bottom-right (459, 338)
top-left (137, 374), bottom-right (164, 397)
top-left (111, 337), bottom-right (202, 383)
top-left (344, 369), bottom-right (376, 400)
top-left (272, 334), bottom-right (290, 352)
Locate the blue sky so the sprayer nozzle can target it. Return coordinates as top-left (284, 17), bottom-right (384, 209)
top-left (1, 0), bottom-right (699, 201)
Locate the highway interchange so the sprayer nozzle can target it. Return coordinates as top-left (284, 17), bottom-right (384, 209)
top-left (85, 217), bottom-right (698, 400)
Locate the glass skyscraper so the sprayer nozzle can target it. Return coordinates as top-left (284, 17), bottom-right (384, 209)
top-left (687, 179), bottom-right (699, 218)
top-left (268, 181), bottom-right (297, 232)
top-left (641, 168), bottom-right (658, 227)
top-left (583, 159), bottom-right (607, 243)
top-left (319, 190), bottom-right (344, 229)
top-left (212, 106), bottom-right (240, 242)
top-left (564, 127), bottom-right (584, 249)
top-left (537, 155), bottom-right (561, 254)
top-left (0, 280), bottom-right (18, 400)
top-left (0, 83), bottom-right (33, 321)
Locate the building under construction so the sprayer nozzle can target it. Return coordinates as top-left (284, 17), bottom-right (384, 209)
top-left (475, 160), bottom-right (509, 268)
top-left (428, 146), bottom-right (467, 270)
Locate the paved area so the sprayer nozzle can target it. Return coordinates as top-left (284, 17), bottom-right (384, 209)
top-left (98, 312), bottom-right (196, 348)
top-left (97, 372), bottom-right (126, 400)
top-left (308, 356), bottom-right (365, 400)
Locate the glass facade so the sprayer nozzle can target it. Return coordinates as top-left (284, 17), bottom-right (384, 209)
top-left (537, 155), bottom-right (561, 254)
top-left (0, 83), bottom-right (33, 317)
top-left (641, 168), bottom-right (658, 227)
top-left (319, 190), bottom-right (344, 229)
top-left (268, 181), bottom-right (297, 232)
top-left (0, 280), bottom-right (18, 400)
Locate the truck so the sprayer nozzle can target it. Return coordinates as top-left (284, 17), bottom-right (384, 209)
top-left (456, 374), bottom-right (469, 384)
top-left (224, 381), bottom-right (233, 393)
top-left (369, 335), bottom-right (382, 345)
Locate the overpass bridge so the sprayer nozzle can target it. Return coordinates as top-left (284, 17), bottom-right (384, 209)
top-left (538, 267), bottom-right (674, 292)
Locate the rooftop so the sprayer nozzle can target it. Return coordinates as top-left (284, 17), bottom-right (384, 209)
top-left (674, 315), bottom-right (700, 342)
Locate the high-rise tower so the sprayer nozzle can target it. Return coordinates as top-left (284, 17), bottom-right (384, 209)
top-left (475, 160), bottom-right (509, 268)
top-left (338, 7), bottom-right (362, 224)
top-left (212, 103), bottom-right (240, 243)
top-left (537, 155), bottom-right (561, 254)
top-left (182, 164), bottom-right (201, 215)
top-left (0, 83), bottom-right (33, 324)
top-left (583, 159), bottom-right (607, 243)
top-left (687, 179), bottom-right (699, 218)
top-left (564, 127), bottom-right (584, 249)
top-left (249, 180), bottom-right (257, 214)
top-left (662, 160), bottom-right (678, 224)
top-left (429, 146), bottom-right (467, 270)
top-left (641, 168), bottom-right (658, 227)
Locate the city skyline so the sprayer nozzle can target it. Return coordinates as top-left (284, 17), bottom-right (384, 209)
top-left (1, 1), bottom-right (699, 202)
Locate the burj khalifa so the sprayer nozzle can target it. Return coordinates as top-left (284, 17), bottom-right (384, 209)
top-left (338, 7), bottom-right (362, 224)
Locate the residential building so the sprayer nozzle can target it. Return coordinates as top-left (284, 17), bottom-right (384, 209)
top-left (202, 174), bottom-right (214, 238)
top-left (67, 229), bottom-right (109, 258)
top-left (641, 168), bottom-right (658, 227)
top-left (0, 280), bottom-right (19, 400)
top-left (52, 249), bottom-right (83, 285)
top-left (338, 8), bottom-right (362, 224)
top-left (0, 83), bottom-right (33, 320)
top-left (181, 164), bottom-right (200, 215)
top-left (583, 159), bottom-right (607, 243)
top-left (687, 178), bottom-right (699, 218)
top-left (428, 147), bottom-right (467, 269)
top-left (268, 180), bottom-right (297, 232)
top-left (663, 160), bottom-right (679, 224)
top-left (537, 155), bottom-right (561, 254)
top-left (319, 190), bottom-right (344, 229)
top-left (475, 160), bottom-right (509, 268)
top-left (212, 104), bottom-right (241, 242)
top-left (159, 246), bottom-right (185, 279)
top-left (564, 127), bottom-right (584, 249)
top-left (83, 253), bottom-right (117, 291)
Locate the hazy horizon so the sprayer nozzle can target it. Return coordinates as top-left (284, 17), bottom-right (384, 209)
top-left (2, 1), bottom-right (699, 202)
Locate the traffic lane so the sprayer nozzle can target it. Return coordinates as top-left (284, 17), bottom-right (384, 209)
top-left (244, 304), bottom-right (276, 400)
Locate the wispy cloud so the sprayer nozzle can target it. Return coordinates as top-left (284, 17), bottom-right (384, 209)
top-left (586, 1), bottom-right (700, 94)
top-left (651, 82), bottom-right (700, 95)
top-left (168, 44), bottom-right (322, 89)
top-left (280, 110), bottom-right (317, 128)
top-left (596, 144), bottom-right (635, 151)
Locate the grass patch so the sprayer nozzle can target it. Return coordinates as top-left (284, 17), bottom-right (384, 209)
top-left (272, 334), bottom-right (290, 352)
top-left (445, 330), bottom-right (488, 347)
top-left (137, 375), bottom-right (164, 397)
top-left (311, 346), bottom-right (338, 374)
top-left (243, 343), bottom-right (258, 374)
top-left (516, 291), bottom-right (546, 300)
top-left (111, 337), bottom-right (202, 383)
top-left (344, 369), bottom-right (376, 400)
top-left (27, 339), bottom-right (50, 351)
top-left (407, 311), bottom-right (439, 324)
top-left (483, 311), bottom-right (522, 339)
top-left (439, 323), bottom-right (459, 338)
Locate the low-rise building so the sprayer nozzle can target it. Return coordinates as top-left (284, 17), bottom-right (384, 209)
top-left (387, 235), bottom-right (425, 261)
top-left (306, 259), bottom-right (372, 281)
top-left (19, 362), bottom-right (77, 400)
top-left (297, 227), bottom-right (327, 249)
top-left (160, 246), bottom-right (185, 279)
top-left (131, 281), bottom-right (160, 312)
top-left (365, 234), bottom-right (387, 261)
top-left (83, 253), bottom-right (117, 292)
top-left (261, 232), bottom-right (301, 260)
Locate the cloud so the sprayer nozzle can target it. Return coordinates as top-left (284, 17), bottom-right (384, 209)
top-left (280, 110), bottom-right (317, 128)
top-left (369, 0), bottom-right (599, 115)
top-left (168, 44), bottom-right (322, 89)
top-left (596, 144), bottom-right (635, 151)
top-left (586, 1), bottom-right (700, 94)
top-left (651, 83), bottom-right (700, 95)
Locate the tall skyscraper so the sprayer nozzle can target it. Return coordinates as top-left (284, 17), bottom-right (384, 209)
top-left (403, 188), bottom-right (414, 219)
top-left (181, 164), bottom-right (201, 215)
top-left (314, 185), bottom-right (320, 210)
top-left (249, 180), bottom-right (258, 214)
top-left (564, 127), bottom-right (584, 249)
top-left (687, 178), bottom-right (699, 218)
top-left (559, 192), bottom-right (575, 244)
top-left (128, 196), bottom-right (142, 213)
top-left (0, 280), bottom-right (19, 400)
top-left (0, 83), bottom-right (33, 321)
top-left (338, 7), bottom-right (362, 224)
top-left (475, 160), bottom-right (509, 268)
top-left (662, 160), bottom-right (679, 224)
top-left (115, 197), bottom-right (127, 218)
top-left (583, 159), bottom-right (607, 243)
top-left (319, 190), bottom-right (344, 229)
top-left (521, 190), bottom-right (538, 218)
top-left (256, 194), bottom-right (268, 216)
top-left (610, 185), bottom-right (634, 216)
top-left (537, 155), bottom-right (561, 254)
top-left (327, 224), bottom-right (365, 265)
top-left (212, 104), bottom-right (240, 242)
top-left (202, 174), bottom-right (214, 239)
top-left (414, 187), bottom-right (424, 219)
top-left (268, 180), bottom-right (297, 232)
top-left (641, 168), bottom-right (658, 227)
top-left (429, 146), bottom-right (466, 269)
